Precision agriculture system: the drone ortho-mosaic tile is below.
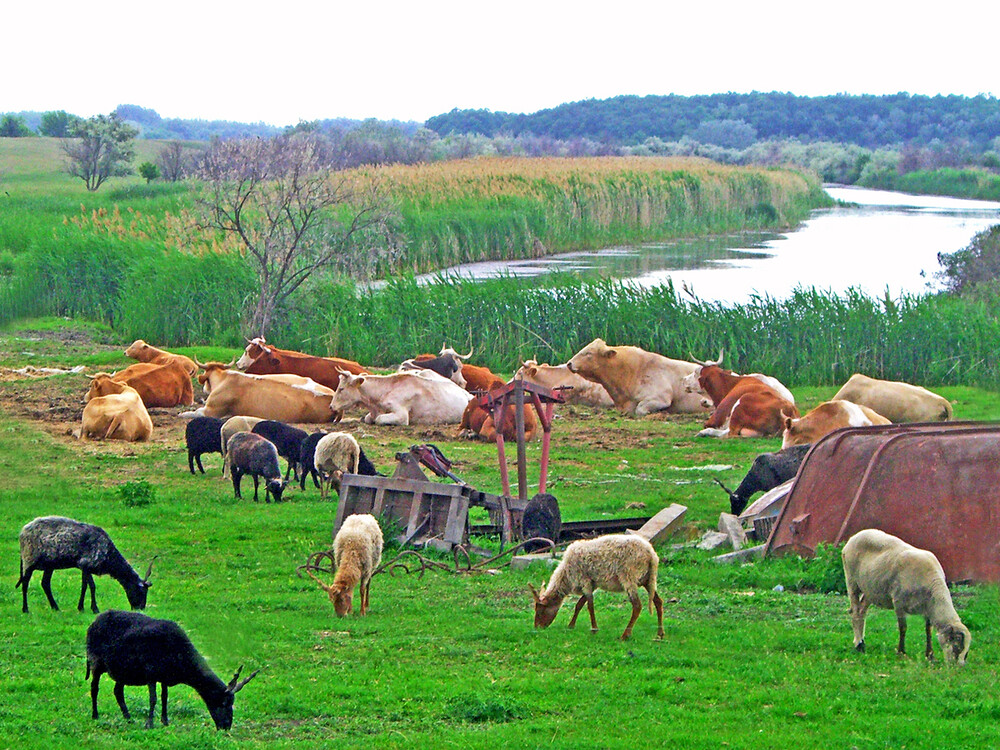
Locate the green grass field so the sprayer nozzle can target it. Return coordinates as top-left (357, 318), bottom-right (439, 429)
top-left (1, 321), bottom-right (998, 749)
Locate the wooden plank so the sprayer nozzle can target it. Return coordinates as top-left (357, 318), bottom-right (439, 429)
top-left (405, 490), bottom-right (425, 538)
top-left (371, 485), bottom-right (388, 518)
top-left (444, 495), bottom-right (470, 545)
top-left (739, 479), bottom-right (794, 522)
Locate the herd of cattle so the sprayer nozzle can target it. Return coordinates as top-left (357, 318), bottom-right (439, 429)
top-left (76, 336), bottom-right (954, 495)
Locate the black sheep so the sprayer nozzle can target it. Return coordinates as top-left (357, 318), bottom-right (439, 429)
top-left (715, 443), bottom-right (812, 515)
top-left (521, 492), bottom-right (562, 552)
top-left (357, 446), bottom-right (382, 477)
top-left (16, 516), bottom-right (153, 614)
top-left (226, 432), bottom-right (285, 503)
top-left (252, 420), bottom-right (308, 482)
top-left (86, 610), bottom-right (258, 730)
top-left (184, 416), bottom-right (224, 475)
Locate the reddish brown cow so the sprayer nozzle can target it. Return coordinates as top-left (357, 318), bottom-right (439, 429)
top-left (123, 340), bottom-right (198, 377)
top-left (93, 361), bottom-right (194, 408)
top-left (236, 337), bottom-right (366, 389)
top-left (448, 362), bottom-right (538, 442)
top-left (692, 363), bottom-right (799, 438)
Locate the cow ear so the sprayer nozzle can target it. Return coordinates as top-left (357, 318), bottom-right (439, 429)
top-left (603, 349), bottom-right (617, 359)
top-left (781, 411), bottom-right (794, 430)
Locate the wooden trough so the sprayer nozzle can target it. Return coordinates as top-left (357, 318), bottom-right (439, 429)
top-left (765, 421), bottom-right (1000, 582)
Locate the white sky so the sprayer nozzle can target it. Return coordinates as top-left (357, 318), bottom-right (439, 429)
top-left (6, 0), bottom-right (998, 126)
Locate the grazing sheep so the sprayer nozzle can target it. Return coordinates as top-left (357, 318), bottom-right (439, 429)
top-left (357, 446), bottom-right (381, 477)
top-left (529, 533), bottom-right (664, 641)
top-left (17, 516), bottom-right (153, 614)
top-left (313, 432), bottom-right (360, 500)
top-left (714, 443), bottom-right (812, 515)
top-left (251, 420), bottom-right (308, 482)
top-left (86, 610), bottom-right (258, 730)
top-left (184, 416), bottom-right (224, 475)
top-left (298, 431), bottom-right (327, 491)
top-left (521, 492), bottom-right (562, 552)
top-left (307, 514), bottom-right (383, 616)
top-left (842, 529), bottom-right (971, 665)
top-left (226, 432), bottom-right (285, 503)
top-left (219, 416), bottom-right (264, 477)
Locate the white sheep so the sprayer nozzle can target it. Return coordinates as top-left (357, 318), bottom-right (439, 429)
top-left (842, 528), bottom-right (971, 664)
top-left (306, 514), bottom-right (383, 616)
top-left (219, 416), bottom-right (264, 477)
top-left (529, 533), bottom-right (664, 641)
top-left (313, 432), bottom-right (360, 500)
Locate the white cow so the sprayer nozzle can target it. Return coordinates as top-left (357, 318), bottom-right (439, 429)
top-left (833, 374), bottom-right (952, 423)
top-left (515, 360), bottom-right (615, 408)
top-left (331, 370), bottom-right (473, 425)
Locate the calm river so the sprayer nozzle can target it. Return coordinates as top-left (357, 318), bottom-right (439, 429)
top-left (420, 186), bottom-right (1000, 304)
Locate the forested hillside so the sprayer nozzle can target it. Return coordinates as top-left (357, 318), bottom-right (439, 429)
top-left (426, 93), bottom-right (1000, 149)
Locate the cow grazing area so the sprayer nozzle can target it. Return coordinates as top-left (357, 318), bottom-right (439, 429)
top-left (2, 321), bottom-right (1000, 748)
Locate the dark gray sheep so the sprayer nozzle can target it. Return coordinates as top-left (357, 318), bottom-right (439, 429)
top-left (522, 492), bottom-right (562, 551)
top-left (226, 432), bottom-right (285, 503)
top-left (185, 416), bottom-right (224, 474)
top-left (715, 443), bottom-right (812, 515)
top-left (86, 610), bottom-right (259, 730)
top-left (251, 420), bottom-right (308, 482)
top-left (16, 516), bottom-right (153, 614)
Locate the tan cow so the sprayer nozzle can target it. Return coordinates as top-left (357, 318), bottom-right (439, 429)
top-left (331, 369), bottom-right (473, 425)
top-left (516, 360), bottom-right (615, 408)
top-left (124, 340), bottom-right (198, 377)
top-left (80, 380), bottom-right (153, 441)
top-left (833, 374), bottom-right (952, 423)
top-left (566, 339), bottom-right (710, 416)
top-left (782, 400), bottom-right (891, 448)
top-left (180, 363), bottom-right (337, 422)
top-left (96, 361), bottom-right (194, 408)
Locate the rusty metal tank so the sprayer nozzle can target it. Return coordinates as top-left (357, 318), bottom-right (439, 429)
top-left (765, 421), bottom-right (1000, 582)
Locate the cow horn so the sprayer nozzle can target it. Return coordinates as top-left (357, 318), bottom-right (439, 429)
top-left (227, 355), bottom-right (238, 368)
top-left (458, 346), bottom-right (474, 360)
top-left (191, 356), bottom-right (207, 370)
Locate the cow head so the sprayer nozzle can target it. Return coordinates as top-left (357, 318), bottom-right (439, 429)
top-left (780, 410), bottom-right (805, 448)
top-left (236, 337), bottom-right (270, 370)
top-left (331, 371), bottom-right (365, 414)
top-left (567, 338), bottom-right (616, 378)
top-left (517, 360), bottom-right (539, 379)
top-left (124, 339), bottom-right (154, 361)
top-left (197, 362), bottom-right (233, 395)
top-left (86, 374), bottom-right (129, 402)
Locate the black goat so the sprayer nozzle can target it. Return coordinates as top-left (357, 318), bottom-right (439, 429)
top-left (86, 610), bottom-right (259, 730)
top-left (226, 432), bottom-right (285, 503)
top-left (17, 516), bottom-right (153, 614)
top-left (185, 416), bottom-right (224, 475)
top-left (252, 420), bottom-right (308, 482)
top-left (715, 443), bottom-right (812, 515)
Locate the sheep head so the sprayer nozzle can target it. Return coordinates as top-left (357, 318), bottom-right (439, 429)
top-left (938, 623), bottom-right (971, 665)
top-left (528, 582), bottom-right (562, 629)
top-left (329, 582), bottom-right (353, 617)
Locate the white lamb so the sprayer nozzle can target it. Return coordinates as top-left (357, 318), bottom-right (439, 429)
top-left (842, 528), bottom-right (971, 664)
top-left (529, 533), bottom-right (664, 641)
top-left (306, 514), bottom-right (383, 616)
top-left (313, 432), bottom-right (360, 500)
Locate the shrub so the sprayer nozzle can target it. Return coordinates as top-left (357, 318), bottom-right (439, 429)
top-left (119, 479), bottom-right (155, 507)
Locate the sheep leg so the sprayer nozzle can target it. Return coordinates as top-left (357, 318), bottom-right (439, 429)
top-left (145, 683), bottom-right (156, 729)
top-left (360, 580), bottom-right (369, 616)
top-left (40, 569), bottom-right (59, 610)
top-left (621, 590), bottom-right (642, 641)
top-left (90, 667), bottom-right (103, 719)
top-left (925, 618), bottom-right (934, 660)
top-left (587, 595), bottom-right (599, 633)
top-left (77, 571), bottom-right (96, 612)
top-left (188, 451), bottom-right (196, 475)
top-left (161, 684), bottom-right (169, 725)
top-left (114, 681), bottom-right (131, 721)
top-left (232, 470), bottom-right (243, 500)
top-left (567, 596), bottom-right (588, 629)
top-left (20, 567), bottom-right (33, 613)
top-left (895, 609), bottom-right (908, 655)
top-left (195, 453), bottom-right (206, 474)
top-left (253, 475), bottom-right (261, 503)
top-left (652, 590), bottom-right (665, 640)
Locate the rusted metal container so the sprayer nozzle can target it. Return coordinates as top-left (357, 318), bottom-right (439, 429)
top-left (765, 421), bottom-right (1000, 582)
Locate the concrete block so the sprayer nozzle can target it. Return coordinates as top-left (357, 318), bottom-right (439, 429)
top-left (712, 544), bottom-right (766, 564)
top-left (510, 552), bottom-right (561, 571)
top-left (718, 512), bottom-right (748, 550)
top-left (696, 531), bottom-right (730, 551)
top-left (634, 503), bottom-right (688, 544)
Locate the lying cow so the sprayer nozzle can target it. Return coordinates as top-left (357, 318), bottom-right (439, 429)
top-left (682, 351), bottom-right (795, 405)
top-left (782, 399), bottom-right (891, 448)
top-left (516, 360), bottom-right (614, 408)
top-left (833, 373), bottom-right (952, 423)
top-left (400, 345), bottom-right (472, 388)
top-left (715, 443), bottom-right (812, 515)
top-left (123, 339), bottom-right (198, 377)
top-left (80, 381), bottom-right (153, 442)
top-left (236, 336), bottom-right (366, 388)
top-left (566, 339), bottom-right (709, 416)
top-left (331, 369), bottom-right (472, 425)
top-left (182, 363), bottom-right (337, 423)
top-left (687, 354), bottom-right (798, 438)
top-left (456, 379), bottom-right (538, 443)
top-left (99, 361), bottom-right (194, 408)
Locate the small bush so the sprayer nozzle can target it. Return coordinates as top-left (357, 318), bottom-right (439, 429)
top-left (119, 479), bottom-right (155, 507)
top-left (444, 693), bottom-right (528, 724)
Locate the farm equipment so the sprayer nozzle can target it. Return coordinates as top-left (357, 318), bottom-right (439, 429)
top-left (765, 421), bottom-right (1000, 582)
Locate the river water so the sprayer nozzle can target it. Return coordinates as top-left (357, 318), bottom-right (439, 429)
top-left (419, 186), bottom-right (1000, 304)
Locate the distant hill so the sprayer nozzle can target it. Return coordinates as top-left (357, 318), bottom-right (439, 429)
top-left (425, 93), bottom-right (1000, 149)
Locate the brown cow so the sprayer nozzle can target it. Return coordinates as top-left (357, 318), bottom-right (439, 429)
top-left (80, 380), bottom-right (153, 441)
top-left (183, 363), bottom-right (338, 422)
top-left (782, 400), bottom-right (891, 448)
top-left (686, 357), bottom-right (799, 438)
top-left (96, 361), bottom-right (194, 408)
top-left (236, 337), bottom-right (366, 389)
top-left (455, 369), bottom-right (538, 443)
top-left (123, 340), bottom-right (198, 377)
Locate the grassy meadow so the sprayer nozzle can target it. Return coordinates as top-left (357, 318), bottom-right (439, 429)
top-left (1, 322), bottom-right (1000, 749)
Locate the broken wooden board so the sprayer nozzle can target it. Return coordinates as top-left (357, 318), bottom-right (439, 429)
top-left (738, 479), bottom-right (794, 522)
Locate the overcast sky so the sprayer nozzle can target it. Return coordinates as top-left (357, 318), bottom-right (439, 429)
top-left (7, 0), bottom-right (998, 126)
